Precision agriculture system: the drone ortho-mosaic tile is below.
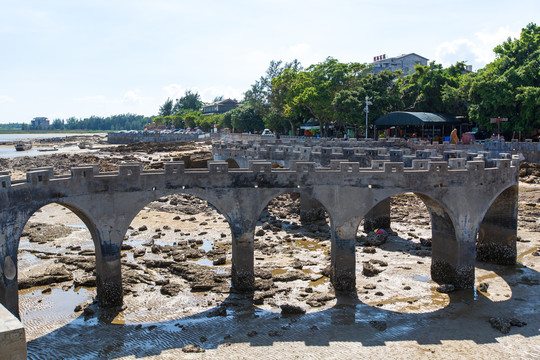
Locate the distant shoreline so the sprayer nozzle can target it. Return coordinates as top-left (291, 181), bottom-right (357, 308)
top-left (0, 130), bottom-right (107, 134)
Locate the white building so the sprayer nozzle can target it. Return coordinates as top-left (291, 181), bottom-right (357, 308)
top-left (372, 53), bottom-right (428, 75)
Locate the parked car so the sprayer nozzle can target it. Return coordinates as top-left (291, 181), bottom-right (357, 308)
top-left (262, 129), bottom-right (273, 136)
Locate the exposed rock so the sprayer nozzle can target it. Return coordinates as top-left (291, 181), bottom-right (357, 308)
top-left (19, 264), bottom-right (73, 289)
top-left (213, 256), bottom-right (226, 265)
top-left (489, 317), bottom-right (511, 334)
top-left (362, 247), bottom-right (376, 254)
top-left (22, 222), bottom-right (72, 243)
top-left (365, 232), bottom-right (388, 246)
top-left (182, 344), bottom-right (205, 353)
top-left (160, 283), bottom-right (184, 296)
top-left (280, 304), bottom-right (306, 314)
top-left (478, 282), bottom-right (489, 292)
top-left (362, 262), bottom-right (383, 277)
top-left (74, 276), bottom-right (96, 287)
top-left (436, 284), bottom-right (455, 293)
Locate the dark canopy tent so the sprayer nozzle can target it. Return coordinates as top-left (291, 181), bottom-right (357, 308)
top-left (374, 112), bottom-right (462, 140)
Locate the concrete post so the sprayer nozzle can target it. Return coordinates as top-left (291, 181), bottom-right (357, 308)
top-left (330, 219), bottom-right (358, 291)
top-left (477, 186), bottom-right (518, 265)
top-left (363, 198), bottom-right (391, 232)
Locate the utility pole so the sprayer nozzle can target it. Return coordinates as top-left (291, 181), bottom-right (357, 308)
top-left (365, 96), bottom-right (372, 140)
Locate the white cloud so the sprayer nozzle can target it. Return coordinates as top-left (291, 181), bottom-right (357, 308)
top-left (435, 26), bottom-right (520, 70)
top-left (0, 95), bottom-right (14, 103)
top-left (122, 89), bottom-right (152, 105)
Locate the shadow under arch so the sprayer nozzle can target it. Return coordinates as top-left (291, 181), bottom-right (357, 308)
top-left (477, 185), bottom-right (518, 265)
top-left (24, 260), bottom-right (540, 360)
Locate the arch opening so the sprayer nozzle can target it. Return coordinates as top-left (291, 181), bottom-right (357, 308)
top-left (477, 185), bottom-right (518, 265)
top-left (252, 192), bottom-right (335, 312)
top-left (17, 203), bottom-right (96, 340)
top-left (116, 192), bottom-right (233, 323)
top-left (354, 193), bottom-right (453, 313)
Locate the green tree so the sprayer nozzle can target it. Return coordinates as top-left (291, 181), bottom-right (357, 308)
top-left (159, 98), bottom-right (173, 116)
top-left (468, 22), bottom-right (539, 134)
top-left (174, 90), bottom-right (203, 112)
top-left (230, 105), bottom-right (264, 132)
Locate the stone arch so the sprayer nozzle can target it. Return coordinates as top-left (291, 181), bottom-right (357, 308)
top-left (477, 185), bottom-right (518, 265)
top-left (2, 200), bottom-right (99, 318)
top-left (224, 158), bottom-right (241, 169)
top-left (359, 191), bottom-right (472, 289)
top-left (251, 189), bottom-right (334, 308)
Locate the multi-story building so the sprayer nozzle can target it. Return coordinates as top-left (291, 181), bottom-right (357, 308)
top-left (372, 53), bottom-right (428, 75)
top-left (201, 99), bottom-right (239, 115)
top-left (31, 117), bottom-right (49, 129)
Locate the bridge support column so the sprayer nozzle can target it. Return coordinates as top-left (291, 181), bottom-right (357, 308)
top-left (94, 221), bottom-right (125, 307)
top-left (477, 186), bottom-right (518, 265)
top-left (331, 219), bottom-right (357, 291)
top-left (430, 215), bottom-right (475, 289)
top-left (0, 215), bottom-right (25, 319)
top-left (231, 226), bottom-right (255, 291)
top-left (0, 253), bottom-right (19, 319)
top-left (299, 193), bottom-right (326, 224)
top-left (420, 194), bottom-right (475, 289)
top-left (95, 247), bottom-right (123, 307)
top-left (363, 198), bottom-right (391, 232)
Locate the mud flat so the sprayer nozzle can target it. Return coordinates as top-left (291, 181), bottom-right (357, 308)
top-left (2, 142), bottom-right (538, 359)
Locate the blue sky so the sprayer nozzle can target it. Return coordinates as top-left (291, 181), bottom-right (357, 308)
top-left (0, 0), bottom-right (537, 124)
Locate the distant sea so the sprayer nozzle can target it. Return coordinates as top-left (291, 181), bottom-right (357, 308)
top-left (0, 133), bottom-right (103, 159)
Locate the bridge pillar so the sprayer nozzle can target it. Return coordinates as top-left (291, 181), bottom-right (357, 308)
top-left (0, 253), bottom-right (19, 319)
top-left (477, 186), bottom-right (518, 265)
top-left (363, 198), bottom-right (391, 232)
top-left (93, 222), bottom-right (125, 307)
top-left (419, 195), bottom-right (475, 289)
top-left (0, 213), bottom-right (25, 319)
top-left (331, 219), bottom-right (357, 291)
top-left (230, 222), bottom-right (255, 291)
top-left (95, 246), bottom-right (123, 307)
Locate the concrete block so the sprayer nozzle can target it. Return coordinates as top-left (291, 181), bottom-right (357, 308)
top-left (71, 166), bottom-right (97, 180)
top-left (296, 162), bottom-right (316, 172)
top-left (0, 303), bottom-right (26, 360)
top-left (119, 163), bottom-right (142, 177)
top-left (249, 161), bottom-right (272, 173)
top-left (384, 162), bottom-right (404, 173)
top-left (0, 175), bottom-right (11, 190)
top-left (164, 162), bottom-right (185, 175)
top-left (26, 170), bottom-right (51, 185)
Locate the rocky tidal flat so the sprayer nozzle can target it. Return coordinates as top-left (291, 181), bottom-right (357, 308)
top-left (2, 141), bottom-right (538, 359)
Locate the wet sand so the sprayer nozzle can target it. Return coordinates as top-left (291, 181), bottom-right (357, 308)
top-left (4, 144), bottom-right (539, 359)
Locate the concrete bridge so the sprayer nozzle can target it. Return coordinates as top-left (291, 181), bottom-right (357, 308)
top-left (0, 152), bottom-right (519, 322)
top-left (214, 135), bottom-right (540, 164)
